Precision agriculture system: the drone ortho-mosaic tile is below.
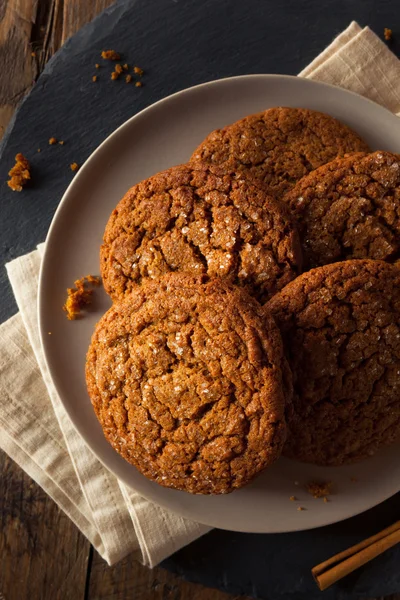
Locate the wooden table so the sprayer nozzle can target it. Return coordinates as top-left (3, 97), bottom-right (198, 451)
top-left (0, 2), bottom-right (398, 599)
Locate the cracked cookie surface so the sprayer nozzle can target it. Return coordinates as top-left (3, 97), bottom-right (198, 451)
top-left (284, 151), bottom-right (400, 268)
top-left (86, 273), bottom-right (288, 494)
top-left (190, 107), bottom-right (370, 199)
top-left (267, 260), bottom-right (400, 465)
top-left (101, 163), bottom-right (302, 302)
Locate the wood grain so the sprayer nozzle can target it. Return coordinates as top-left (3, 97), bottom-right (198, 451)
top-left (88, 550), bottom-right (249, 600)
top-left (0, 449), bottom-right (90, 600)
top-left (0, 0), bottom-right (115, 139)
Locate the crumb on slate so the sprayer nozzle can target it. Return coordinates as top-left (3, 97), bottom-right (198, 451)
top-left (7, 153), bottom-right (31, 191)
top-left (59, 140), bottom-right (64, 145)
top-left (49, 137), bottom-right (57, 145)
top-left (63, 275), bottom-right (101, 320)
top-left (384, 28), bottom-right (392, 41)
top-left (115, 64), bottom-right (123, 74)
top-left (37, 148), bottom-right (41, 153)
top-left (125, 74), bottom-right (132, 83)
top-left (123, 63), bottom-right (129, 70)
top-left (95, 63), bottom-right (100, 69)
top-left (111, 71), bottom-right (119, 80)
top-left (135, 81), bottom-right (142, 87)
top-left (70, 162), bottom-right (79, 172)
top-left (101, 50), bottom-right (120, 60)
top-left (92, 75), bottom-right (98, 82)
top-left (305, 481), bottom-right (333, 499)
top-left (133, 66), bottom-right (144, 76)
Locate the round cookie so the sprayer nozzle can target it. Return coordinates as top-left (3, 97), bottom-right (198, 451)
top-left (267, 259), bottom-right (400, 466)
top-left (86, 273), bottom-right (288, 494)
top-left (284, 151), bottom-right (400, 268)
top-left (190, 107), bottom-right (370, 199)
top-left (101, 163), bottom-right (302, 303)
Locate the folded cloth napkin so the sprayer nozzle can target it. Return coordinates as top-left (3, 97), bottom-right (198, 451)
top-left (1, 21), bottom-right (400, 567)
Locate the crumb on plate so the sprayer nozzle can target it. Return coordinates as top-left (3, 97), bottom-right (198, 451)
top-left (289, 496), bottom-right (297, 501)
top-left (297, 506), bottom-right (305, 511)
top-left (63, 275), bottom-right (101, 320)
top-left (305, 480), bottom-right (333, 499)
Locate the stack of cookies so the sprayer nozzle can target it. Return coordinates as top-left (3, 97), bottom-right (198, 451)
top-left (86, 107), bottom-right (400, 495)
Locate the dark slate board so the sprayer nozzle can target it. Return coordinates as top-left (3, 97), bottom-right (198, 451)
top-left (1, 0), bottom-right (400, 598)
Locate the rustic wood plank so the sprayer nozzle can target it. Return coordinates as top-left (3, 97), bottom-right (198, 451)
top-left (87, 550), bottom-right (248, 600)
top-left (0, 448), bottom-right (90, 600)
top-left (0, 0), bottom-right (115, 139)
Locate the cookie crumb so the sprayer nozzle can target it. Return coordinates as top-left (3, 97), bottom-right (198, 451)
top-left (323, 497), bottom-right (329, 503)
top-left (384, 28), bottom-right (392, 41)
top-left (92, 75), bottom-right (98, 82)
top-left (63, 275), bottom-right (101, 320)
top-left (7, 153), bottom-right (31, 192)
top-left (31, 51), bottom-right (36, 57)
top-left (133, 65), bottom-right (144, 76)
top-left (37, 148), bottom-right (41, 153)
top-left (289, 496), bottom-right (297, 501)
top-left (123, 63), bottom-right (129, 71)
top-left (111, 71), bottom-right (119, 80)
top-left (95, 63), bottom-right (100, 69)
top-left (70, 162), bottom-right (79, 172)
top-left (49, 137), bottom-right (57, 145)
top-left (59, 140), bottom-right (64, 146)
top-left (305, 481), bottom-right (333, 499)
top-left (125, 74), bottom-right (132, 83)
top-left (115, 64), bottom-right (123, 74)
top-left (135, 81), bottom-right (143, 87)
top-left (101, 50), bottom-right (120, 61)
top-left (297, 506), bottom-right (305, 511)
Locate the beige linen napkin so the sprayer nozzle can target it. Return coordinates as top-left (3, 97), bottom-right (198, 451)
top-left (1, 21), bottom-right (400, 567)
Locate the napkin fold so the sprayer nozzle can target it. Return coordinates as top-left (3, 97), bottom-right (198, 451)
top-left (1, 21), bottom-right (400, 567)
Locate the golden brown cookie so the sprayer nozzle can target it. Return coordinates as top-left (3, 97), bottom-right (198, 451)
top-left (284, 151), bottom-right (400, 268)
top-left (100, 163), bottom-right (302, 302)
top-left (86, 274), bottom-right (288, 494)
top-left (190, 107), bottom-right (370, 199)
top-left (267, 259), bottom-right (400, 466)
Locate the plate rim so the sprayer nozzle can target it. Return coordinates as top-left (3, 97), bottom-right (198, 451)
top-left (38, 73), bottom-right (400, 533)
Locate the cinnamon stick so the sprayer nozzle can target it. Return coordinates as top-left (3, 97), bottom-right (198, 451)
top-left (312, 520), bottom-right (400, 591)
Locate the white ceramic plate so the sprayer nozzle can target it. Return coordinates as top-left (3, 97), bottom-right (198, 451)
top-left (39, 75), bottom-right (400, 533)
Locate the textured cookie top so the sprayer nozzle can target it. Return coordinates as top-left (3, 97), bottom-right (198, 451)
top-left (190, 107), bottom-right (370, 199)
top-left (101, 163), bottom-right (302, 302)
top-left (267, 260), bottom-right (400, 465)
top-left (284, 151), bottom-right (400, 268)
top-left (86, 274), bottom-right (287, 494)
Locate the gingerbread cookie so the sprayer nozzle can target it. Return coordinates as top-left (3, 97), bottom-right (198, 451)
top-left (101, 163), bottom-right (302, 302)
top-left (190, 107), bottom-right (370, 199)
top-left (284, 151), bottom-right (400, 268)
top-left (86, 273), bottom-right (288, 494)
top-left (267, 259), bottom-right (400, 465)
